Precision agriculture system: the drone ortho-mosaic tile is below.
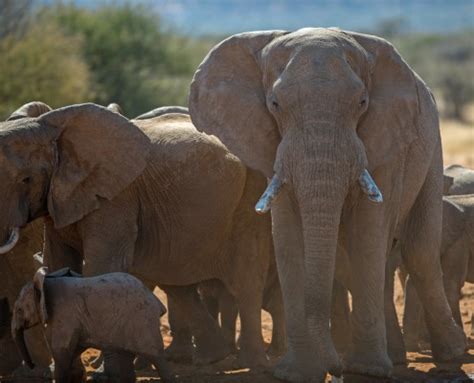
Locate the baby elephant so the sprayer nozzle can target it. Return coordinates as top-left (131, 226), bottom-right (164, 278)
top-left (12, 267), bottom-right (174, 383)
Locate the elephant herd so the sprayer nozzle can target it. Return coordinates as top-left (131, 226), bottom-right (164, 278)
top-left (0, 28), bottom-right (472, 383)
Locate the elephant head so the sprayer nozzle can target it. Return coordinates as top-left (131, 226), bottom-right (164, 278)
top-left (190, 28), bottom-right (421, 378)
top-left (6, 101), bottom-right (52, 121)
top-left (0, 103), bottom-right (151, 253)
top-left (11, 268), bottom-right (48, 369)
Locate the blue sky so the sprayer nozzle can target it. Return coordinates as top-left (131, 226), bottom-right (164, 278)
top-left (64, 0), bottom-right (474, 35)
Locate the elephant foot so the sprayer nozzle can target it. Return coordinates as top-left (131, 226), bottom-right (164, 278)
top-left (343, 349), bottom-right (393, 378)
top-left (165, 339), bottom-right (194, 364)
top-left (12, 364), bottom-right (52, 379)
top-left (267, 337), bottom-right (287, 357)
top-left (387, 345), bottom-right (406, 366)
top-left (238, 346), bottom-right (269, 368)
top-left (273, 347), bottom-right (341, 383)
top-left (134, 355), bottom-right (153, 371)
top-left (431, 322), bottom-right (467, 362)
top-left (193, 338), bottom-right (232, 365)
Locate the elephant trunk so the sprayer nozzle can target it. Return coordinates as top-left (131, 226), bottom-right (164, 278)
top-left (295, 147), bottom-right (348, 349)
top-left (12, 327), bottom-right (34, 369)
top-left (0, 227), bottom-right (20, 254)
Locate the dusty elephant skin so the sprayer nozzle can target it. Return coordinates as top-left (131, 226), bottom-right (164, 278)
top-left (0, 102), bottom-right (53, 378)
top-left (189, 28), bottom-right (467, 382)
top-left (11, 267), bottom-right (174, 383)
top-left (0, 104), bottom-right (274, 374)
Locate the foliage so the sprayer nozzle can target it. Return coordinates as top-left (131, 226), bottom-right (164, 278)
top-left (0, 6), bottom-right (471, 121)
top-left (0, 20), bottom-right (91, 119)
top-left (45, 3), bottom-right (212, 116)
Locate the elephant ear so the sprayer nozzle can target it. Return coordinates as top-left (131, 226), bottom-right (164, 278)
top-left (7, 101), bottom-right (52, 121)
top-left (33, 267), bottom-right (48, 325)
top-left (348, 31), bottom-right (422, 168)
top-left (190, 31), bottom-right (287, 178)
top-left (40, 103), bottom-right (151, 229)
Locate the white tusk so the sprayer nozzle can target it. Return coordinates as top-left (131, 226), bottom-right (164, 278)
top-left (0, 227), bottom-right (20, 254)
top-left (255, 175), bottom-right (283, 215)
top-left (359, 169), bottom-right (383, 203)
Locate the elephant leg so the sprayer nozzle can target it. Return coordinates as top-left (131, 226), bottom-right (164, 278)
top-left (343, 197), bottom-right (395, 377)
top-left (164, 285), bottom-right (231, 365)
top-left (400, 167), bottom-right (466, 362)
top-left (441, 239), bottom-right (469, 330)
top-left (150, 353), bottom-right (176, 383)
top-left (402, 277), bottom-right (429, 351)
top-left (330, 279), bottom-right (352, 355)
top-left (51, 349), bottom-right (75, 383)
top-left (272, 189), bottom-right (339, 381)
top-left (218, 289), bottom-right (238, 351)
top-left (264, 290), bottom-right (287, 357)
top-left (164, 290), bottom-right (194, 363)
top-left (234, 286), bottom-right (267, 367)
top-left (102, 350), bottom-right (135, 383)
top-left (384, 255), bottom-right (406, 365)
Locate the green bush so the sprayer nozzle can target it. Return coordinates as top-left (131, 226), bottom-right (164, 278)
top-left (0, 21), bottom-right (91, 119)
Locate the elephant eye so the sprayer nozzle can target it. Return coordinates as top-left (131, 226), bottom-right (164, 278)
top-left (272, 101), bottom-right (279, 109)
top-left (359, 99), bottom-right (367, 107)
top-left (21, 177), bottom-right (31, 185)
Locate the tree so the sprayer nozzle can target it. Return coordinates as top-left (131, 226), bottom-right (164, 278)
top-left (0, 21), bottom-right (92, 119)
top-left (47, 4), bottom-right (200, 116)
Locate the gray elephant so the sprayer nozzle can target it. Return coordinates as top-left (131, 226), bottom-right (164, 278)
top-left (0, 103), bottom-right (274, 377)
top-left (189, 28), bottom-right (466, 381)
top-left (12, 267), bottom-right (174, 383)
top-left (135, 106), bottom-right (189, 120)
top-left (402, 164), bottom-right (474, 350)
top-left (131, 105), bottom-right (287, 363)
top-left (0, 102), bottom-right (52, 378)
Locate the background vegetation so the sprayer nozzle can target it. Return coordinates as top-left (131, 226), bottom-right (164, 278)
top-left (0, 0), bottom-right (472, 124)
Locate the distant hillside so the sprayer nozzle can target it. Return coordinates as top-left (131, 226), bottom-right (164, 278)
top-left (66, 0), bottom-right (474, 36)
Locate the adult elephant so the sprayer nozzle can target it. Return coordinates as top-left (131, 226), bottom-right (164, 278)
top-left (189, 28), bottom-right (466, 381)
top-left (0, 104), bottom-right (273, 379)
top-left (0, 102), bottom-right (52, 378)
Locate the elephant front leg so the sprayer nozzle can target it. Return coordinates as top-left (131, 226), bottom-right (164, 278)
top-left (164, 285), bottom-right (231, 365)
top-left (342, 199), bottom-right (395, 378)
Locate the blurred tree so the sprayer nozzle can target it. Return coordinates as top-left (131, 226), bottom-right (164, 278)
top-left (394, 30), bottom-right (474, 121)
top-left (47, 3), bottom-right (202, 116)
top-left (0, 0), bottom-right (34, 39)
top-left (0, 21), bottom-right (92, 119)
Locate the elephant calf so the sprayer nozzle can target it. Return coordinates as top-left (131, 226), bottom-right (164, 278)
top-left (12, 267), bottom-right (174, 383)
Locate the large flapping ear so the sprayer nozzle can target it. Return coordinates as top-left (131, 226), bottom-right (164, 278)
top-left (7, 101), bottom-right (52, 121)
top-left (39, 103), bottom-right (152, 228)
top-left (347, 31), bottom-right (422, 168)
top-left (189, 31), bottom-right (287, 178)
top-left (33, 267), bottom-right (48, 325)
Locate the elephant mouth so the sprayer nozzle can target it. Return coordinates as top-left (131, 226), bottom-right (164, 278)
top-left (255, 169), bottom-right (383, 214)
top-left (0, 228), bottom-right (20, 254)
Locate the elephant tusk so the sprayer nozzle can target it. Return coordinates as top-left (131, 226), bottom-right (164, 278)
top-left (359, 169), bottom-right (383, 203)
top-left (0, 227), bottom-right (20, 254)
top-left (255, 175), bottom-right (283, 214)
